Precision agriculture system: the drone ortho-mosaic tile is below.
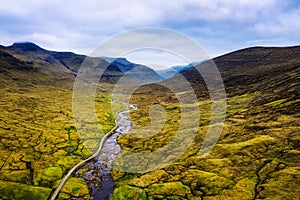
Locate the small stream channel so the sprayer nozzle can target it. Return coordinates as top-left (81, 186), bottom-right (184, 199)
top-left (79, 110), bottom-right (133, 200)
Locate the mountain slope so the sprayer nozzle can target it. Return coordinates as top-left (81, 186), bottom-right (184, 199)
top-left (101, 57), bottom-right (163, 83)
top-left (0, 43), bottom-right (123, 200)
top-left (180, 46), bottom-right (300, 97)
top-left (0, 46), bottom-right (49, 88)
top-left (111, 46), bottom-right (300, 200)
top-left (0, 43), bottom-right (299, 200)
top-left (2, 43), bottom-right (163, 84)
top-left (1, 42), bottom-right (125, 84)
top-left (0, 42), bottom-right (164, 200)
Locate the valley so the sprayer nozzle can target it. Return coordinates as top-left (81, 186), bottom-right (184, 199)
top-left (0, 43), bottom-right (299, 200)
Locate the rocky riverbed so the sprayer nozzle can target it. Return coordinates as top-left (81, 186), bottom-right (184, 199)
top-left (79, 110), bottom-right (132, 200)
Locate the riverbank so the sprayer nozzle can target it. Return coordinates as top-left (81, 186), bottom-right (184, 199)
top-left (50, 110), bottom-right (132, 200)
top-left (83, 111), bottom-right (132, 199)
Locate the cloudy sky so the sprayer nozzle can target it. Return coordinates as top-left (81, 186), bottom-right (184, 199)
top-left (0, 0), bottom-right (299, 68)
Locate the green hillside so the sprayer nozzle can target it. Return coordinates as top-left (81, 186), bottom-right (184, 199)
top-left (0, 43), bottom-right (118, 199)
top-left (111, 46), bottom-right (300, 200)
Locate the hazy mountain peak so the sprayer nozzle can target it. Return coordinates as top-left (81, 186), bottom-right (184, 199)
top-left (156, 61), bottom-right (203, 79)
top-left (101, 57), bottom-right (128, 63)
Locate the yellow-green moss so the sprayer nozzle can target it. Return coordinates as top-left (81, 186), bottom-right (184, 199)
top-left (0, 180), bottom-right (52, 200)
top-left (264, 99), bottom-right (287, 107)
top-left (259, 167), bottom-right (300, 200)
top-left (59, 177), bottom-right (90, 199)
top-left (34, 166), bottom-right (63, 187)
top-left (112, 185), bottom-right (147, 200)
top-left (128, 170), bottom-right (168, 187)
top-left (147, 182), bottom-right (191, 196)
top-left (182, 169), bottom-right (233, 196)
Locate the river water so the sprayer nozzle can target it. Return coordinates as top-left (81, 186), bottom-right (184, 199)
top-left (80, 111), bottom-right (132, 200)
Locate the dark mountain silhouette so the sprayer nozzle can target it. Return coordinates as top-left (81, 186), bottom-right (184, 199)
top-left (0, 43), bottom-right (163, 84)
top-left (7, 42), bottom-right (47, 53)
top-left (101, 57), bottom-right (163, 83)
top-left (101, 57), bottom-right (137, 72)
top-left (0, 42), bottom-right (121, 83)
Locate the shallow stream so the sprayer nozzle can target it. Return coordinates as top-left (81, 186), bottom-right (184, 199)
top-left (81, 111), bottom-right (132, 200)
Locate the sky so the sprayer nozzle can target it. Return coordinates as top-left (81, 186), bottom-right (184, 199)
top-left (0, 0), bottom-right (300, 69)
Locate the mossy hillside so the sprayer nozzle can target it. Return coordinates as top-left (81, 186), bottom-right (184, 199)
top-left (56, 177), bottom-right (90, 200)
top-left (0, 179), bottom-right (52, 200)
top-left (117, 86), bottom-right (181, 154)
top-left (128, 170), bottom-right (168, 187)
top-left (257, 167), bottom-right (300, 200)
top-left (112, 185), bottom-right (147, 200)
top-left (95, 91), bottom-right (115, 133)
top-left (111, 86), bottom-right (299, 199)
top-left (34, 166), bottom-right (63, 187)
top-left (0, 82), bottom-right (117, 199)
top-left (148, 182), bottom-right (191, 196)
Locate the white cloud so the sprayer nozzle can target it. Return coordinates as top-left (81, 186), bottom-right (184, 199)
top-left (251, 5), bottom-right (300, 43)
top-left (126, 49), bottom-right (190, 69)
top-left (0, 0), bottom-right (299, 66)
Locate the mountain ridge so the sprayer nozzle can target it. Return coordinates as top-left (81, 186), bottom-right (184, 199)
top-left (0, 42), bottom-right (163, 84)
top-left (101, 56), bottom-right (163, 82)
top-left (172, 45), bottom-right (300, 99)
top-left (111, 45), bottom-right (300, 200)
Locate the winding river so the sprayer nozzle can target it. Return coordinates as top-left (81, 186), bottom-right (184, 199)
top-left (50, 109), bottom-right (134, 200)
top-left (81, 110), bottom-right (133, 200)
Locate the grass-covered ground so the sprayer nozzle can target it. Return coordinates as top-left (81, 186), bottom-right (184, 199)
top-left (1, 81), bottom-right (297, 200)
top-left (0, 81), bottom-right (117, 200)
top-left (110, 85), bottom-right (299, 200)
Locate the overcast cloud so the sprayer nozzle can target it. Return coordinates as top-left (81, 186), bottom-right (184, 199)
top-left (0, 0), bottom-right (299, 67)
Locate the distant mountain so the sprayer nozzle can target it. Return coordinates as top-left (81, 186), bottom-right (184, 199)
top-left (101, 57), bottom-right (134, 72)
top-left (0, 42), bottom-right (164, 85)
top-left (7, 42), bottom-right (47, 54)
top-left (101, 57), bottom-right (163, 83)
top-left (0, 44), bottom-right (74, 86)
top-left (1, 42), bottom-right (125, 83)
top-left (156, 62), bottom-right (203, 79)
